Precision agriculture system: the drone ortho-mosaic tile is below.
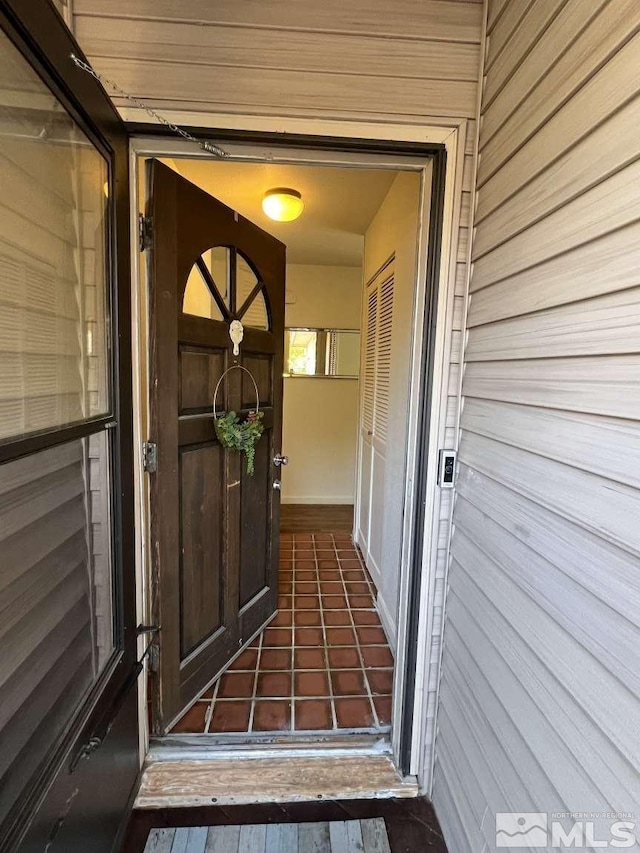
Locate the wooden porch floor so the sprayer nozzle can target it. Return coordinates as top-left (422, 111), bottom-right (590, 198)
top-left (124, 797), bottom-right (447, 853)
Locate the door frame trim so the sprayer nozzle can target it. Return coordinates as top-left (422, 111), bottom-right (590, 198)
top-left (129, 116), bottom-right (467, 793)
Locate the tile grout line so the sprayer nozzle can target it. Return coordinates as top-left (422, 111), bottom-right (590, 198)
top-left (333, 534), bottom-right (383, 730)
top-left (203, 679), bottom-right (219, 733)
top-left (214, 694), bottom-right (389, 701)
top-left (313, 532), bottom-right (338, 732)
top-left (355, 542), bottom-right (378, 600)
top-left (289, 536), bottom-right (296, 733)
top-left (247, 626), bottom-right (264, 733)
top-left (351, 539), bottom-right (373, 595)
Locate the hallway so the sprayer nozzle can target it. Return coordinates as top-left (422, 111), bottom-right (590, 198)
top-left (169, 532), bottom-right (394, 735)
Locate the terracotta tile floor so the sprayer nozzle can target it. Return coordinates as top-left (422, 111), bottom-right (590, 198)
top-left (170, 532), bottom-right (394, 735)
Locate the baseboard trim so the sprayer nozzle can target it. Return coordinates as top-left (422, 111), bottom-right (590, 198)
top-left (281, 497), bottom-right (355, 506)
top-left (376, 593), bottom-right (397, 654)
top-left (364, 555), bottom-right (382, 594)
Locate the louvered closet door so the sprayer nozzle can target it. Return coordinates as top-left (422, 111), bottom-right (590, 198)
top-left (357, 261), bottom-right (394, 588)
top-left (357, 285), bottom-right (377, 549)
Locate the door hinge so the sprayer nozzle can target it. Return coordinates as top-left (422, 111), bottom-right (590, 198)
top-left (143, 441), bottom-right (158, 473)
top-left (139, 213), bottom-right (153, 252)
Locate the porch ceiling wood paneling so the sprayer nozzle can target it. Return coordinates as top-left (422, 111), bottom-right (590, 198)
top-left (72, 0), bottom-right (484, 785)
top-left (433, 0), bottom-right (640, 849)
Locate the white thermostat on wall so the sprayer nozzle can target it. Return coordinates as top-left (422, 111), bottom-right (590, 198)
top-left (438, 449), bottom-right (457, 488)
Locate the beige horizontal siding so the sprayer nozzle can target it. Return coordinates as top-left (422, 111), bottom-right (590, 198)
top-left (482, 0), bottom-right (609, 131)
top-left (467, 221), bottom-right (640, 320)
top-left (73, 0), bottom-right (482, 123)
top-left (478, 8), bottom-right (640, 190)
top-left (462, 399), bottom-right (640, 488)
top-left (484, 0), bottom-right (568, 105)
top-left (472, 156), bottom-right (640, 284)
top-left (465, 287), bottom-right (640, 360)
top-left (486, 0), bottom-right (511, 31)
top-left (473, 94), bottom-right (640, 253)
top-left (433, 0), bottom-right (640, 849)
top-left (75, 18), bottom-right (481, 82)
top-left (74, 0), bottom-right (483, 41)
top-left (484, 0), bottom-right (532, 66)
top-left (463, 355), bottom-right (640, 418)
top-left (75, 56), bottom-right (479, 119)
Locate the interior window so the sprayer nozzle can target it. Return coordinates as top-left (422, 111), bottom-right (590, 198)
top-left (286, 328), bottom-right (318, 375)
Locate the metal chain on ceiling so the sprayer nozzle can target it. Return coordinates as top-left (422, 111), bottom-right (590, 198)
top-left (70, 54), bottom-right (228, 159)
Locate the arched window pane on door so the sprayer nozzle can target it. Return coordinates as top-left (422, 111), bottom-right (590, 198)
top-left (183, 247), bottom-right (229, 320)
top-left (183, 265), bottom-right (224, 321)
top-left (237, 254), bottom-right (269, 330)
top-left (183, 247), bottom-right (269, 330)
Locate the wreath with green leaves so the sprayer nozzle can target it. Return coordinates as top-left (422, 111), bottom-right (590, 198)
top-left (214, 409), bottom-right (264, 475)
top-left (213, 365), bottom-right (265, 475)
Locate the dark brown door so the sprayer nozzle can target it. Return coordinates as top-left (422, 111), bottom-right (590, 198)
top-left (147, 161), bottom-right (286, 732)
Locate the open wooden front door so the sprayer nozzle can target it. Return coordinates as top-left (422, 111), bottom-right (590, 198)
top-left (147, 161), bottom-right (286, 732)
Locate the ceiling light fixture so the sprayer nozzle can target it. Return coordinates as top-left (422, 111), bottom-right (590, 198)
top-left (262, 188), bottom-right (304, 222)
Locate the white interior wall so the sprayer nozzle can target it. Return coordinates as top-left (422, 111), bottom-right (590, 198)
top-left (433, 1), bottom-right (640, 850)
top-left (359, 172), bottom-right (422, 646)
top-left (282, 263), bottom-right (362, 505)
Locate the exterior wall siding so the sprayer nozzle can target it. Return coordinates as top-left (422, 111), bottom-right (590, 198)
top-left (72, 0), bottom-right (484, 784)
top-left (433, 0), bottom-right (640, 849)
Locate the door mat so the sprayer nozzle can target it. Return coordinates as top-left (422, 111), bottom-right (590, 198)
top-left (144, 817), bottom-right (391, 852)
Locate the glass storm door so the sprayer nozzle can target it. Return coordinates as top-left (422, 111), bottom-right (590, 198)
top-left (0, 3), bottom-right (137, 851)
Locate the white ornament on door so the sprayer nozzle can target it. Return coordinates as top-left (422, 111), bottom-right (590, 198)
top-left (229, 319), bottom-right (244, 356)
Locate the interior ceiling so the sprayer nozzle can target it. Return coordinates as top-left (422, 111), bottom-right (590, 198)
top-left (167, 159), bottom-right (397, 267)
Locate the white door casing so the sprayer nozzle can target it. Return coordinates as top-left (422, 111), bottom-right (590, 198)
top-left (129, 119), bottom-right (467, 789)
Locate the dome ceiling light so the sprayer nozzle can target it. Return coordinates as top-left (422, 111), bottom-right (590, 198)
top-left (262, 188), bottom-right (304, 222)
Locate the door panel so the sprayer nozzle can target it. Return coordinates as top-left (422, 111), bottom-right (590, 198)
top-left (240, 435), bottom-right (272, 608)
top-left (148, 161), bottom-right (285, 730)
top-left (180, 347), bottom-right (225, 412)
top-left (180, 444), bottom-right (224, 656)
